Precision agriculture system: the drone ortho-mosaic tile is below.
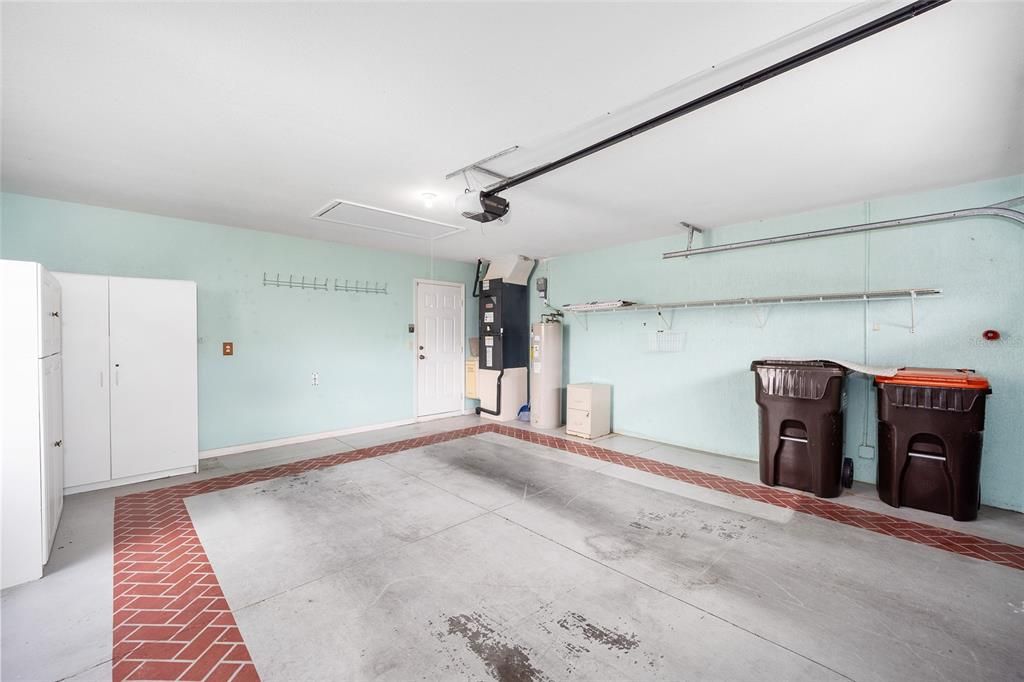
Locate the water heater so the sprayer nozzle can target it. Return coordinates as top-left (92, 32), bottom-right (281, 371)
top-left (530, 320), bottom-right (563, 429)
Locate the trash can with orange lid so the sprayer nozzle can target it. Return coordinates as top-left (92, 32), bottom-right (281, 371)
top-left (875, 368), bottom-right (991, 521)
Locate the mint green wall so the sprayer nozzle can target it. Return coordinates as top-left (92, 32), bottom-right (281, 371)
top-left (531, 176), bottom-right (1024, 512)
top-left (1, 193), bottom-right (478, 451)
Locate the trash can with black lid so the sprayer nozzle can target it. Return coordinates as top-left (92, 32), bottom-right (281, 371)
top-left (875, 368), bottom-right (991, 521)
top-left (751, 360), bottom-right (850, 498)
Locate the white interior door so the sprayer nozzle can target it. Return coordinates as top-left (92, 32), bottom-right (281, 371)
top-left (109, 277), bottom-right (198, 479)
top-left (416, 281), bottom-right (464, 417)
top-left (55, 273), bottom-right (112, 488)
top-left (39, 354), bottom-right (64, 561)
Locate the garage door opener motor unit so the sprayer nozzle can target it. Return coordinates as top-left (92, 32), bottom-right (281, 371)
top-left (476, 255), bottom-right (534, 421)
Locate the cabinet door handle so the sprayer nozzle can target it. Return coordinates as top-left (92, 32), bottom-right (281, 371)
top-left (100, 371), bottom-right (104, 388)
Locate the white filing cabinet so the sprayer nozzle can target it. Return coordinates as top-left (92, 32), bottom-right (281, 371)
top-left (566, 383), bottom-right (611, 439)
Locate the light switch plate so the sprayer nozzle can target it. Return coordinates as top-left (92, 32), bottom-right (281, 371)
top-left (858, 445), bottom-right (875, 459)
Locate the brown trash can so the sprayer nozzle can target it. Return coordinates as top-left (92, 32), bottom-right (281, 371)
top-left (751, 360), bottom-right (849, 498)
top-left (875, 368), bottom-right (991, 521)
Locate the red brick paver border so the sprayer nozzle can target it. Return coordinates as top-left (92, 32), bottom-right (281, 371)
top-left (112, 423), bottom-right (1024, 680)
top-left (499, 426), bottom-right (1024, 569)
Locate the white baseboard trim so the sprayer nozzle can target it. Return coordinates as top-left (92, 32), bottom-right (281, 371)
top-left (65, 464), bottom-right (198, 496)
top-left (198, 418), bottom-right (417, 460)
top-left (480, 411), bottom-right (520, 423)
top-left (415, 409), bottom-right (467, 422)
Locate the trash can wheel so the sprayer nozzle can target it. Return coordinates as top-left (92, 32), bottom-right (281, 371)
top-left (841, 458), bottom-right (854, 489)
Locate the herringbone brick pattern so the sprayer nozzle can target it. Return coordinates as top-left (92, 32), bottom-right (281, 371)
top-left (493, 425), bottom-right (1024, 570)
top-left (111, 422), bottom-right (1023, 680)
top-left (112, 426), bottom-right (491, 681)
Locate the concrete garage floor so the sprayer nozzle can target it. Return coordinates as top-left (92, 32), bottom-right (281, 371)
top-left (188, 431), bottom-right (1024, 682)
top-left (3, 415), bottom-right (1023, 681)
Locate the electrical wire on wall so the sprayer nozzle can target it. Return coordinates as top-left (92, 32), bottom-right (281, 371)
top-left (536, 258), bottom-right (563, 316)
top-left (861, 201), bottom-right (873, 449)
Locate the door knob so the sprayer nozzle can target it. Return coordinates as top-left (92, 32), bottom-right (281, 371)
top-left (419, 354), bottom-right (426, 360)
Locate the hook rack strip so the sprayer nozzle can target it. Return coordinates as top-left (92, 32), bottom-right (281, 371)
top-left (262, 273), bottom-right (388, 295)
top-left (335, 279), bottom-right (389, 295)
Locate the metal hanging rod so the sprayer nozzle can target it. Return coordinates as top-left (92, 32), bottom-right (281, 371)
top-left (662, 200), bottom-right (1024, 259)
top-left (563, 288), bottom-right (942, 314)
top-left (262, 273), bottom-right (388, 295)
top-left (991, 196), bottom-right (1024, 208)
top-left (482, 0), bottom-right (948, 198)
top-left (445, 146), bottom-right (520, 183)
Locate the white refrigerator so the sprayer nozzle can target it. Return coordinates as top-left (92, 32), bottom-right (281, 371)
top-left (1, 259), bottom-right (65, 589)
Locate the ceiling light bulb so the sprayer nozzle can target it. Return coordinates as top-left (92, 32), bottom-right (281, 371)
top-left (421, 192), bottom-right (436, 209)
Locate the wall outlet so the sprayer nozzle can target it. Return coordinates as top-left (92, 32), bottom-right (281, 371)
top-left (311, 371), bottom-right (319, 387)
top-left (858, 445), bottom-right (875, 459)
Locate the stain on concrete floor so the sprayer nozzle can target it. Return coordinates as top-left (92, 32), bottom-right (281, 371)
top-left (441, 612), bottom-right (549, 682)
top-left (556, 611), bottom-right (639, 653)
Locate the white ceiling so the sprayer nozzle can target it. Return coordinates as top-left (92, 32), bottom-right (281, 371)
top-left (3, 2), bottom-right (1022, 263)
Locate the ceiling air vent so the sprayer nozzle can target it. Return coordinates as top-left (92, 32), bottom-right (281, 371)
top-left (312, 199), bottom-right (466, 240)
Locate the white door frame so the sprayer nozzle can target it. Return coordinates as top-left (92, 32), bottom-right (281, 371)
top-left (413, 278), bottom-right (466, 420)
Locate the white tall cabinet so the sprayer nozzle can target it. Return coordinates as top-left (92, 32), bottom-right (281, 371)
top-left (1, 260), bottom-right (65, 589)
top-left (57, 273), bottom-right (111, 487)
top-left (55, 273), bottom-right (199, 493)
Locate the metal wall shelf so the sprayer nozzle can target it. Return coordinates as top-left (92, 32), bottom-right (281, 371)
top-left (564, 288), bottom-right (940, 313)
top-left (562, 288), bottom-right (942, 332)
